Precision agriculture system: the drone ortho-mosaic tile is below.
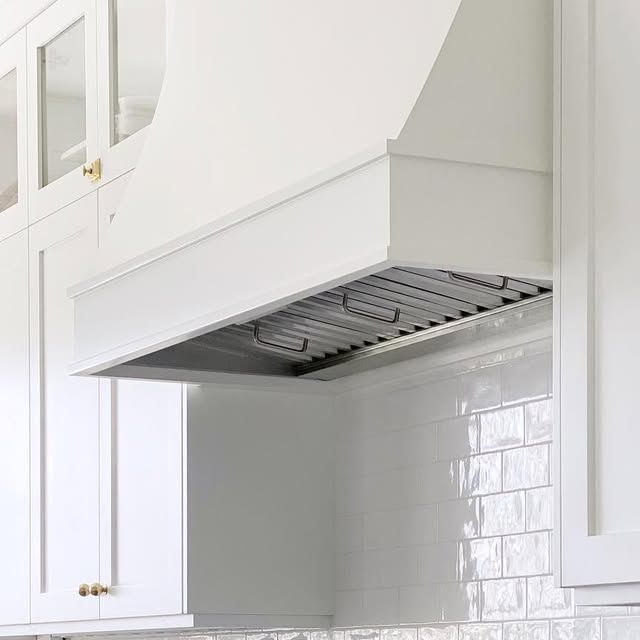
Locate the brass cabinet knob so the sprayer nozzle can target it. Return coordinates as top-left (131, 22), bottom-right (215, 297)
top-left (78, 583), bottom-right (91, 597)
top-left (82, 159), bottom-right (101, 183)
top-left (90, 582), bottom-right (108, 596)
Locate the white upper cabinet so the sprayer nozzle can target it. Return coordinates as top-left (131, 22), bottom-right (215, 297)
top-left (0, 30), bottom-right (27, 240)
top-left (96, 0), bottom-right (167, 183)
top-left (0, 231), bottom-right (30, 626)
top-left (557, 0), bottom-right (640, 603)
top-left (26, 0), bottom-right (167, 221)
top-left (27, 0), bottom-right (98, 222)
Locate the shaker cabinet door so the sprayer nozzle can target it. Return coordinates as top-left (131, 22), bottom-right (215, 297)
top-left (98, 379), bottom-right (183, 619)
top-left (29, 193), bottom-right (100, 622)
top-left (558, 0), bottom-right (640, 592)
top-left (0, 231), bottom-right (30, 625)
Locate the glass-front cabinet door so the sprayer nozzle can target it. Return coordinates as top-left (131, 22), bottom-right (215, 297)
top-left (97, 0), bottom-right (167, 183)
top-left (27, 0), bottom-right (98, 222)
top-left (0, 30), bottom-right (27, 241)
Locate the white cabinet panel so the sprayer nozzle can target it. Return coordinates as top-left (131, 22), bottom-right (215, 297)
top-left (0, 231), bottom-right (30, 625)
top-left (558, 0), bottom-right (640, 590)
top-left (29, 193), bottom-right (100, 622)
top-left (0, 29), bottom-right (28, 241)
top-left (98, 379), bottom-right (183, 618)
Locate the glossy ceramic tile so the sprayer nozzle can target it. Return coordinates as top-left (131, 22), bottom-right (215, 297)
top-left (480, 406), bottom-right (525, 452)
top-left (525, 399), bottom-right (553, 445)
top-left (503, 445), bottom-right (549, 491)
top-left (418, 625), bottom-right (459, 640)
top-left (481, 491), bottom-right (526, 536)
top-left (501, 354), bottom-right (551, 405)
top-left (503, 621), bottom-right (550, 640)
top-left (527, 576), bottom-right (574, 619)
top-left (459, 623), bottom-right (502, 640)
top-left (437, 499), bottom-right (480, 541)
top-left (399, 585), bottom-right (438, 622)
top-left (438, 582), bottom-right (480, 622)
top-left (551, 619), bottom-right (600, 640)
top-left (526, 487), bottom-right (553, 532)
top-left (503, 532), bottom-right (550, 577)
top-left (459, 452), bottom-right (502, 497)
top-left (601, 616), bottom-right (640, 640)
top-left (458, 537), bottom-right (502, 580)
top-left (481, 578), bottom-right (526, 621)
top-left (436, 417), bottom-right (478, 464)
top-left (458, 368), bottom-right (502, 415)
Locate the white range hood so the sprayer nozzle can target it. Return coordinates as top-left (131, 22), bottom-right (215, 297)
top-left (70, 0), bottom-right (553, 383)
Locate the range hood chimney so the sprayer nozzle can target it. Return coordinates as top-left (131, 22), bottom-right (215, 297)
top-left (70, 0), bottom-right (553, 383)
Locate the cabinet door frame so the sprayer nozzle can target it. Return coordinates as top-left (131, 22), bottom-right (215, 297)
top-left (557, 0), bottom-right (640, 589)
top-left (95, 0), bottom-right (169, 185)
top-left (98, 379), bottom-right (184, 619)
top-left (29, 194), bottom-right (101, 622)
top-left (27, 0), bottom-right (98, 223)
top-left (0, 29), bottom-right (28, 241)
top-left (0, 231), bottom-right (30, 625)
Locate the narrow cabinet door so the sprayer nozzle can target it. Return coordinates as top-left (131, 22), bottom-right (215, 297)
top-left (0, 231), bottom-right (29, 625)
top-left (29, 193), bottom-right (100, 622)
top-left (558, 1), bottom-right (640, 589)
top-left (96, 176), bottom-right (183, 619)
top-left (98, 380), bottom-right (183, 618)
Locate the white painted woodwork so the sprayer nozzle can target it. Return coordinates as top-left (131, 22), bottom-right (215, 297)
top-left (0, 0), bottom-right (55, 46)
top-left (0, 29), bottom-right (28, 241)
top-left (98, 380), bottom-right (183, 618)
top-left (558, 0), bottom-right (640, 597)
top-left (70, 148), bottom-right (551, 380)
top-left (27, 0), bottom-right (98, 222)
top-left (0, 231), bottom-right (30, 625)
top-left (29, 193), bottom-right (100, 622)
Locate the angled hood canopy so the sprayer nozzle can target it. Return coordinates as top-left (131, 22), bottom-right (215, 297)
top-left (70, 0), bottom-right (553, 383)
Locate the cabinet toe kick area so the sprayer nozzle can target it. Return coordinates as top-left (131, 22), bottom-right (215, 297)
top-left (69, 147), bottom-right (552, 384)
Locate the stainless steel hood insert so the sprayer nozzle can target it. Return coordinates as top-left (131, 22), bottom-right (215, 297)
top-left (123, 268), bottom-right (552, 381)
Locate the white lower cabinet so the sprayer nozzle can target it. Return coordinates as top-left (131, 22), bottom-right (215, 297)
top-left (0, 231), bottom-right (30, 625)
top-left (28, 193), bottom-right (184, 625)
top-left (21, 191), bottom-right (334, 632)
top-left (557, 0), bottom-right (640, 604)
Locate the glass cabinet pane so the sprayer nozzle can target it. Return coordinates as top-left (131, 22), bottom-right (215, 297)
top-left (112, 0), bottom-right (166, 145)
top-left (39, 19), bottom-right (86, 187)
top-left (0, 69), bottom-right (18, 213)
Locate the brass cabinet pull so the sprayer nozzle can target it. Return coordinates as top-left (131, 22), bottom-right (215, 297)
top-left (82, 158), bottom-right (101, 183)
top-left (78, 583), bottom-right (91, 597)
top-left (90, 582), bottom-right (108, 596)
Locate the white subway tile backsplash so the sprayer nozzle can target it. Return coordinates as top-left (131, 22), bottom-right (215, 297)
top-left (438, 582), bottom-right (480, 622)
top-left (437, 416), bottom-right (479, 461)
top-left (602, 616), bottom-right (640, 640)
top-left (337, 514), bottom-right (364, 553)
top-left (482, 578), bottom-right (526, 621)
top-left (337, 551), bottom-right (364, 590)
top-left (503, 445), bottom-right (549, 491)
top-left (459, 623), bottom-right (502, 640)
top-left (389, 380), bottom-right (458, 429)
top-left (526, 487), bottom-right (553, 531)
top-left (363, 548), bottom-right (418, 588)
top-left (399, 585), bottom-right (438, 622)
top-left (398, 425), bottom-right (438, 468)
top-left (422, 461), bottom-right (459, 502)
top-left (503, 532), bottom-right (550, 577)
top-left (419, 543), bottom-right (458, 583)
top-left (504, 621), bottom-right (550, 640)
top-left (364, 506), bottom-right (437, 550)
top-left (438, 499), bottom-right (480, 541)
top-left (458, 367), bottom-right (502, 415)
top-left (363, 588), bottom-right (400, 624)
top-left (347, 629), bottom-right (380, 640)
top-left (418, 625), bottom-right (459, 640)
top-left (381, 628), bottom-right (418, 640)
top-left (525, 399), bottom-right (553, 445)
top-left (527, 576), bottom-right (574, 619)
top-left (458, 537), bottom-right (502, 580)
top-left (459, 453), bottom-right (502, 497)
top-left (501, 354), bottom-right (550, 405)
top-left (481, 491), bottom-right (526, 536)
top-left (551, 619), bottom-right (600, 640)
top-left (480, 406), bottom-right (525, 452)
